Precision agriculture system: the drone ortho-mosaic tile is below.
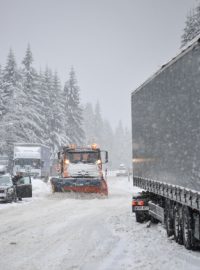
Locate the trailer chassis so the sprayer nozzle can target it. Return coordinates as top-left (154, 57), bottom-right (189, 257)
top-left (133, 177), bottom-right (200, 250)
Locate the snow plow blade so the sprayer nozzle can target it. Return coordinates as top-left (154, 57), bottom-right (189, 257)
top-left (50, 177), bottom-right (108, 195)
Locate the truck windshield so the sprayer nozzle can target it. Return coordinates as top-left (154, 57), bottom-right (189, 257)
top-left (14, 159), bottom-right (41, 169)
top-left (67, 152), bottom-right (100, 164)
top-left (0, 175), bottom-right (11, 185)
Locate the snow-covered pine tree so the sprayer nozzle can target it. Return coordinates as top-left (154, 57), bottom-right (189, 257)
top-left (83, 102), bottom-right (96, 144)
top-left (93, 101), bottom-right (104, 145)
top-left (113, 121), bottom-right (132, 169)
top-left (123, 127), bottom-right (132, 169)
top-left (22, 44), bottom-right (34, 91)
top-left (113, 120), bottom-right (126, 168)
top-left (0, 64), bottom-right (4, 120)
top-left (82, 100), bottom-right (131, 169)
top-left (1, 49), bottom-right (21, 119)
top-left (181, 4), bottom-right (200, 47)
top-left (0, 64), bottom-right (5, 154)
top-left (0, 49), bottom-right (26, 170)
top-left (181, 10), bottom-right (197, 47)
top-left (101, 119), bottom-right (114, 167)
top-left (196, 4), bottom-right (200, 32)
top-left (21, 45), bottom-right (45, 143)
top-left (83, 101), bottom-right (116, 167)
top-left (1, 49), bottom-right (23, 137)
top-left (63, 68), bottom-right (85, 145)
top-left (50, 72), bottom-right (69, 156)
top-left (37, 69), bottom-right (50, 143)
top-left (40, 67), bottom-right (54, 149)
top-left (37, 68), bottom-right (67, 156)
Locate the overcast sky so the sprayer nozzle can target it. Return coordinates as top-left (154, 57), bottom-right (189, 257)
top-left (0, 0), bottom-right (198, 128)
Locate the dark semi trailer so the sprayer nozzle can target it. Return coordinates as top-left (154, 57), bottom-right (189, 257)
top-left (131, 35), bottom-right (200, 250)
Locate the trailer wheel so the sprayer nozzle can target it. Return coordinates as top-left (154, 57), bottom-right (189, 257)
top-left (173, 205), bottom-right (183, 245)
top-left (183, 206), bottom-right (194, 250)
top-left (165, 208), bottom-right (173, 237)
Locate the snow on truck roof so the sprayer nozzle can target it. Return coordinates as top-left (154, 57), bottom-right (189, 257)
top-left (63, 144), bottom-right (101, 152)
top-left (14, 143), bottom-right (50, 149)
top-left (66, 148), bottom-right (100, 152)
top-left (132, 34), bottom-right (200, 96)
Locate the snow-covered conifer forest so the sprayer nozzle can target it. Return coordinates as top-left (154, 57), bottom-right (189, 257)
top-left (0, 45), bottom-right (131, 169)
top-left (181, 2), bottom-right (200, 47)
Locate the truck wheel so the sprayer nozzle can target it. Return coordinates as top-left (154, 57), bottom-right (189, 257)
top-left (183, 206), bottom-right (194, 250)
top-left (173, 205), bottom-right (183, 245)
top-left (165, 208), bottom-right (173, 237)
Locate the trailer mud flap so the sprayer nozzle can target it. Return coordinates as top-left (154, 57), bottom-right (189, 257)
top-left (148, 201), bottom-right (164, 223)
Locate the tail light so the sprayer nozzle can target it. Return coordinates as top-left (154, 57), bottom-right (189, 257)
top-left (138, 200), bottom-right (145, 206)
top-left (132, 200), bottom-right (138, 206)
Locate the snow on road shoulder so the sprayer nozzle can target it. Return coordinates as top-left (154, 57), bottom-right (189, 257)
top-left (0, 178), bottom-right (50, 211)
top-left (107, 174), bottom-right (142, 196)
top-left (32, 178), bottom-right (51, 198)
top-left (1, 175), bottom-right (200, 269)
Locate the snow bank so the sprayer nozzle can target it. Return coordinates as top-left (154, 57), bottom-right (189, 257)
top-left (0, 178), bottom-right (50, 211)
top-left (32, 178), bottom-right (51, 198)
top-left (107, 174), bottom-right (142, 194)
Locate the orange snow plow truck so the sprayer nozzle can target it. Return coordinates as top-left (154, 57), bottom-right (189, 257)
top-left (50, 144), bottom-right (108, 195)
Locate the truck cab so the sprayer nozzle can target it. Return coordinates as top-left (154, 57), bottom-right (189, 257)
top-left (14, 158), bottom-right (43, 177)
top-left (51, 144), bottom-right (108, 195)
top-left (13, 143), bottom-right (50, 180)
top-left (116, 164), bottom-right (128, 177)
top-left (59, 144), bottom-right (108, 178)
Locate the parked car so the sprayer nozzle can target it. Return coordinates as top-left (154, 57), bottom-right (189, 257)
top-left (116, 164), bottom-right (128, 177)
top-left (0, 174), bottom-right (16, 202)
top-left (0, 173), bottom-right (32, 203)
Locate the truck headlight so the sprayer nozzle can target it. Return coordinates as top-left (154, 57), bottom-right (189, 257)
top-left (64, 159), bottom-right (70, 165)
top-left (96, 160), bottom-right (102, 165)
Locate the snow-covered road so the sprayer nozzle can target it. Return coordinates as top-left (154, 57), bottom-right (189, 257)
top-left (0, 176), bottom-right (200, 270)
